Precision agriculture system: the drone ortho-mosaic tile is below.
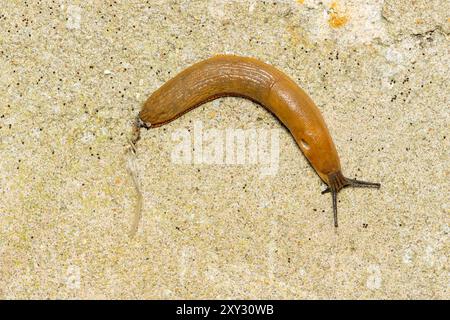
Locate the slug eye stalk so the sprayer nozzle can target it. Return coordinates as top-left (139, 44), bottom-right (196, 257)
top-left (322, 171), bottom-right (381, 227)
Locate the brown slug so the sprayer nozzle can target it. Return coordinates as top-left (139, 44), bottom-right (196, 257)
top-left (138, 55), bottom-right (380, 227)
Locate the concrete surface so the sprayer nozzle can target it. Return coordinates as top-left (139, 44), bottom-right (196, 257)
top-left (0, 0), bottom-right (448, 299)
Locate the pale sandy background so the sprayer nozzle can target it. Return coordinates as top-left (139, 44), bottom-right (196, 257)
top-left (0, 0), bottom-right (448, 299)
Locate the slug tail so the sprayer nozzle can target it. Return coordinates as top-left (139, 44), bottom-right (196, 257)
top-left (321, 171), bottom-right (380, 227)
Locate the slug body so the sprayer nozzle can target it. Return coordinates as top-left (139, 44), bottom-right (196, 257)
top-left (139, 55), bottom-right (380, 226)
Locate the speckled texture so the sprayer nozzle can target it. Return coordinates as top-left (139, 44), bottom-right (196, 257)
top-left (0, 0), bottom-right (448, 299)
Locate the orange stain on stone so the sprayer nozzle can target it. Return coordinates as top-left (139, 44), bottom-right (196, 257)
top-left (328, 1), bottom-right (348, 28)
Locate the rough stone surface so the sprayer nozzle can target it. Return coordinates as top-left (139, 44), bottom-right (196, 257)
top-left (0, 0), bottom-right (448, 299)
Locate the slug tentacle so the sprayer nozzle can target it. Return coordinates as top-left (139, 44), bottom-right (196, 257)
top-left (322, 171), bottom-right (381, 227)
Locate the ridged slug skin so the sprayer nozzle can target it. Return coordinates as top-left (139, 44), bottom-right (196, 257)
top-left (139, 55), bottom-right (340, 185)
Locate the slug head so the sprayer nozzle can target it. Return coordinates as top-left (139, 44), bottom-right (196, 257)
top-left (294, 124), bottom-right (380, 228)
top-left (296, 126), bottom-right (342, 184)
top-left (283, 118), bottom-right (380, 228)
